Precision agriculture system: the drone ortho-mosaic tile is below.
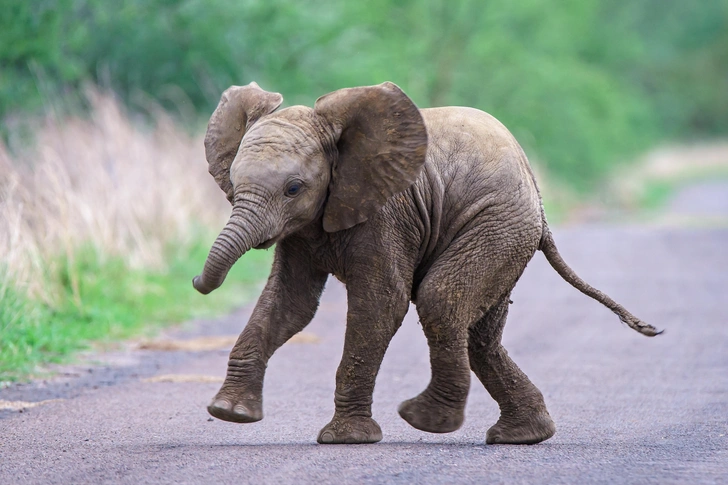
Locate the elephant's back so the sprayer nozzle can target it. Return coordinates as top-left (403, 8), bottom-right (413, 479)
top-left (421, 106), bottom-right (516, 150)
top-left (420, 106), bottom-right (530, 177)
top-left (419, 106), bottom-right (541, 209)
top-left (411, 106), bottom-right (543, 272)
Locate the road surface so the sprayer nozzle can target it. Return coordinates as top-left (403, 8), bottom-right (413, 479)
top-left (1, 183), bottom-right (727, 484)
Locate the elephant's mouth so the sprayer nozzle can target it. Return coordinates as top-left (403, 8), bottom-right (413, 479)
top-left (253, 237), bottom-right (277, 250)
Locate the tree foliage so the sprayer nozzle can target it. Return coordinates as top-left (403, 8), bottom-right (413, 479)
top-left (1, 0), bottom-right (726, 188)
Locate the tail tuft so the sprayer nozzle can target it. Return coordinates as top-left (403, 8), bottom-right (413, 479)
top-left (619, 314), bottom-right (663, 337)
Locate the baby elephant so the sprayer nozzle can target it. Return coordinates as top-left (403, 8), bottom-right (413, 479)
top-left (193, 82), bottom-right (660, 445)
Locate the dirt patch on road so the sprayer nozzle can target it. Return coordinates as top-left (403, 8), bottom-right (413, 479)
top-left (138, 332), bottom-right (320, 352)
top-left (142, 374), bottom-right (223, 384)
top-left (0, 399), bottom-right (64, 411)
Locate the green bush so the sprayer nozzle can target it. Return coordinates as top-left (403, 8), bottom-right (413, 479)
top-left (2, 0), bottom-right (726, 189)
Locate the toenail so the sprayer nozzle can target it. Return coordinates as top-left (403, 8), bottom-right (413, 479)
top-left (233, 404), bottom-right (250, 415)
top-left (320, 431), bottom-right (334, 444)
top-left (214, 400), bottom-right (231, 411)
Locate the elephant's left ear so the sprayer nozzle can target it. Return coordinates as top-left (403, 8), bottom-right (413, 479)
top-left (314, 82), bottom-right (428, 233)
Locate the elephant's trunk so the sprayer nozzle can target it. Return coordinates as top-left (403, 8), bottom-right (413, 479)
top-left (193, 202), bottom-right (266, 295)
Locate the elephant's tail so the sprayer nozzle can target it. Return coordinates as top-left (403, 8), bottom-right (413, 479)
top-left (538, 210), bottom-right (662, 337)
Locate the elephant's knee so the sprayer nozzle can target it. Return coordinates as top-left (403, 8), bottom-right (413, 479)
top-left (416, 283), bottom-right (473, 327)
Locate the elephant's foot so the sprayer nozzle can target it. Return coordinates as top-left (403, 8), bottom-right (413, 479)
top-left (207, 397), bottom-right (263, 423)
top-left (486, 410), bottom-right (555, 445)
top-left (317, 416), bottom-right (382, 444)
top-left (397, 391), bottom-right (465, 433)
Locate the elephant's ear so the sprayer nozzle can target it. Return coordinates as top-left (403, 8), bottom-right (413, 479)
top-left (314, 82), bottom-right (428, 233)
top-left (205, 82), bottom-right (283, 203)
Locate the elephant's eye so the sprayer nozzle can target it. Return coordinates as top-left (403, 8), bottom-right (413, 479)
top-left (285, 182), bottom-right (302, 197)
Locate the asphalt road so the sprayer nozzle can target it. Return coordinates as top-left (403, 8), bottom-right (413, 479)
top-left (1, 183), bottom-right (727, 484)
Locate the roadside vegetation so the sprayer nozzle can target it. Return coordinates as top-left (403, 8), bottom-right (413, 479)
top-left (1, 0), bottom-right (726, 380)
top-left (3, 0), bottom-right (726, 190)
top-left (0, 92), bottom-right (272, 381)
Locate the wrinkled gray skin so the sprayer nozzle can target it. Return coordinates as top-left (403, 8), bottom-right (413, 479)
top-left (193, 82), bottom-right (660, 445)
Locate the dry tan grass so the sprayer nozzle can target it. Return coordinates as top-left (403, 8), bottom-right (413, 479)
top-left (610, 143), bottom-right (728, 209)
top-left (0, 90), bottom-right (229, 305)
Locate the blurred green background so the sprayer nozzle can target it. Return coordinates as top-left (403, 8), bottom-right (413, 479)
top-left (2, 0), bottom-right (727, 189)
top-left (1, 0), bottom-right (727, 380)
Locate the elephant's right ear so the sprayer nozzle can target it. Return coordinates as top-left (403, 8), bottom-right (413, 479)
top-left (204, 82), bottom-right (283, 203)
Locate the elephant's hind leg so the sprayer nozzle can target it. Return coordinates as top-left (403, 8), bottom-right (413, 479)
top-left (469, 297), bottom-right (556, 444)
top-left (397, 307), bottom-right (470, 433)
top-left (398, 258), bottom-right (479, 433)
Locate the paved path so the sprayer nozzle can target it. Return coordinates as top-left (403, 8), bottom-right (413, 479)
top-left (1, 187), bottom-right (727, 484)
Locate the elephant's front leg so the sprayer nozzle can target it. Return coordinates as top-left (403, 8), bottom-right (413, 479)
top-left (208, 240), bottom-right (328, 423)
top-left (317, 273), bottom-right (410, 444)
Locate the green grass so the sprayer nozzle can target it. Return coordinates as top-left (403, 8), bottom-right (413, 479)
top-left (0, 242), bottom-right (273, 382)
top-left (638, 180), bottom-right (680, 211)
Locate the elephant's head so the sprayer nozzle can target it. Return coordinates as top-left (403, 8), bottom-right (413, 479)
top-left (192, 82), bottom-right (428, 294)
